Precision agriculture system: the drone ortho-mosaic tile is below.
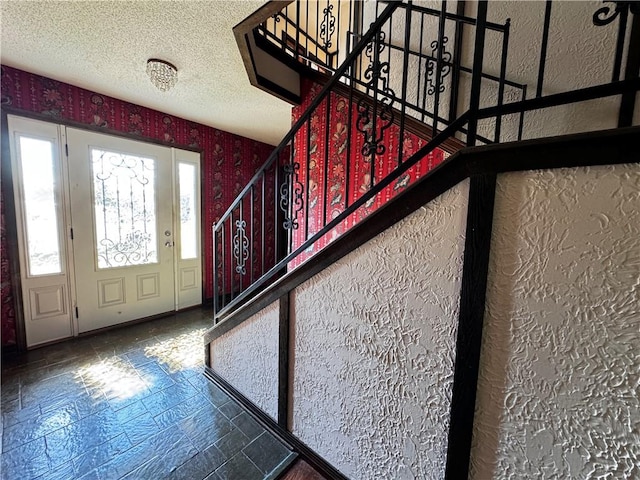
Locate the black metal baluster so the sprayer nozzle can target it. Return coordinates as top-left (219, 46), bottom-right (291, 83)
top-left (274, 157), bottom-right (279, 265)
top-left (305, 118), bottom-right (311, 242)
top-left (518, 84), bottom-right (527, 141)
top-left (419, 13), bottom-right (427, 122)
top-left (370, 29), bottom-right (380, 190)
top-left (316, 0), bottom-right (320, 62)
top-left (250, 186), bottom-right (254, 285)
top-left (398, 1), bottom-right (413, 165)
top-left (345, 60), bottom-right (354, 210)
top-left (336, 0), bottom-right (341, 69)
top-left (536, 0), bottom-right (552, 98)
top-left (323, 95), bottom-right (331, 228)
top-left (213, 224), bottom-right (218, 315)
top-left (612, 6), bottom-right (629, 82)
top-left (449, 2), bottom-right (466, 122)
top-left (433, 1), bottom-right (447, 133)
top-left (296, 1), bottom-right (301, 62)
top-left (466, 0), bottom-right (488, 146)
top-left (495, 20), bottom-right (511, 143)
top-left (229, 212), bottom-right (234, 302)
top-left (218, 222), bottom-right (224, 314)
top-left (261, 173), bottom-right (265, 277)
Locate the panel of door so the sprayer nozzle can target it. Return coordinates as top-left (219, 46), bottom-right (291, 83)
top-left (8, 116), bottom-right (73, 347)
top-left (66, 128), bottom-right (175, 332)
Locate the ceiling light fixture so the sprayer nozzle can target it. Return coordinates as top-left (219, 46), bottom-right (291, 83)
top-left (146, 59), bottom-right (178, 92)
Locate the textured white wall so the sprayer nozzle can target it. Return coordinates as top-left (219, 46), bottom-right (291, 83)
top-left (210, 301), bottom-right (280, 420)
top-left (471, 164), bottom-right (640, 479)
top-left (291, 180), bottom-right (470, 480)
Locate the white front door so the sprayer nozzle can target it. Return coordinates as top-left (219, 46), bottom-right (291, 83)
top-left (9, 117), bottom-right (202, 344)
top-left (66, 128), bottom-right (177, 333)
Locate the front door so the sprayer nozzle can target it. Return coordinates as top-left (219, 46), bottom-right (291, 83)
top-left (8, 116), bottom-right (202, 346)
top-left (66, 128), bottom-right (176, 333)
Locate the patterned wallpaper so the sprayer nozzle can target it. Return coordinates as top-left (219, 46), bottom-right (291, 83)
top-left (289, 78), bottom-right (448, 267)
top-left (0, 65), bottom-right (277, 346)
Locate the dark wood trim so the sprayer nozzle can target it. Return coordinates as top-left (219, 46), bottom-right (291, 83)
top-left (278, 293), bottom-right (290, 429)
top-left (204, 367), bottom-right (349, 480)
top-left (444, 173), bottom-right (496, 480)
top-left (204, 125), bottom-right (640, 346)
top-left (1, 111), bottom-right (27, 353)
top-left (618, 12), bottom-right (640, 127)
top-left (234, 1), bottom-right (300, 106)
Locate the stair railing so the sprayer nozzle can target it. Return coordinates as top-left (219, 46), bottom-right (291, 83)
top-left (214, 0), bottom-right (640, 321)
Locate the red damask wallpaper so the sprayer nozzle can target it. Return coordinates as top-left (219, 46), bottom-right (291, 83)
top-left (289, 78), bottom-right (448, 267)
top-left (0, 65), bottom-right (276, 347)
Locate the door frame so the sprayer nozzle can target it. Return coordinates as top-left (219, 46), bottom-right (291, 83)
top-left (1, 110), bottom-right (204, 352)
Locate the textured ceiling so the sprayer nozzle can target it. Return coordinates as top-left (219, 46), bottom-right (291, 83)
top-left (0, 0), bottom-right (292, 146)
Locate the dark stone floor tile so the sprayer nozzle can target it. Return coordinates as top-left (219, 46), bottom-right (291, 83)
top-left (178, 405), bottom-right (234, 451)
top-left (232, 412), bottom-right (265, 441)
top-left (2, 403), bottom-right (42, 428)
top-left (73, 432), bottom-right (132, 477)
top-left (167, 444), bottom-right (227, 480)
top-left (32, 459), bottom-right (76, 480)
top-left (214, 427), bottom-right (251, 458)
top-left (120, 433), bottom-right (198, 480)
top-left (93, 424), bottom-right (186, 479)
top-left (122, 411), bottom-right (160, 445)
top-left (142, 380), bottom-right (199, 416)
top-left (213, 452), bottom-right (263, 480)
top-left (1, 437), bottom-right (49, 479)
top-left (45, 408), bottom-right (123, 467)
top-left (21, 373), bottom-right (86, 409)
top-left (124, 349), bottom-right (155, 367)
top-left (2, 402), bottom-right (78, 451)
top-left (111, 398), bottom-right (148, 425)
top-left (218, 399), bottom-right (244, 420)
top-left (73, 394), bottom-right (111, 420)
top-left (152, 393), bottom-right (207, 429)
top-left (136, 362), bottom-right (177, 393)
top-left (242, 432), bottom-right (291, 474)
top-left (188, 375), bottom-right (232, 407)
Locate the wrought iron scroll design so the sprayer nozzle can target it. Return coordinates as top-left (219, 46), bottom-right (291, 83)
top-left (356, 29), bottom-right (395, 159)
top-left (233, 219), bottom-right (249, 275)
top-left (320, 4), bottom-right (336, 49)
top-left (426, 37), bottom-right (452, 95)
top-left (279, 162), bottom-right (304, 230)
top-left (592, 1), bottom-right (638, 26)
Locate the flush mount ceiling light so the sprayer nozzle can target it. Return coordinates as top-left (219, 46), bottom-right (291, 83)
top-left (146, 59), bottom-right (178, 92)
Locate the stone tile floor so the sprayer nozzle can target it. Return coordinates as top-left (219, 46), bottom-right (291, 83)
top-left (1, 308), bottom-right (295, 480)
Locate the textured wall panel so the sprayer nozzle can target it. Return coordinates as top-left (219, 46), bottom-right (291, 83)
top-left (471, 164), bottom-right (640, 479)
top-left (291, 180), bottom-right (469, 480)
top-left (210, 301), bottom-right (280, 420)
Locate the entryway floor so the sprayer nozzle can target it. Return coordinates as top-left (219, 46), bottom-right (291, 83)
top-left (1, 308), bottom-right (295, 479)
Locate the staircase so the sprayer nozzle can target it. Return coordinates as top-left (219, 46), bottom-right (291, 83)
top-left (205, 2), bottom-right (640, 479)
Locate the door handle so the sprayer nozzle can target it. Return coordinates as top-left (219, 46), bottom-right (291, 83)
top-left (165, 241), bottom-right (174, 247)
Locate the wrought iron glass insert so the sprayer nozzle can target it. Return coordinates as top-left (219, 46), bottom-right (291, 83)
top-left (92, 149), bottom-right (158, 269)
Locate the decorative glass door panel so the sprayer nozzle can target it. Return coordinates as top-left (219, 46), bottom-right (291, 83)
top-left (91, 149), bottom-right (158, 268)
